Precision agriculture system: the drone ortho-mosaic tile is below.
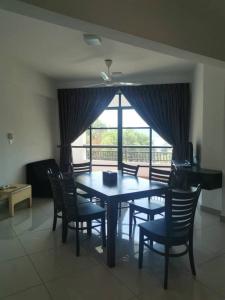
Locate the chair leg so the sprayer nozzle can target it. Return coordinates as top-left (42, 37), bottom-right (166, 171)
top-left (149, 215), bottom-right (154, 247)
top-left (62, 217), bottom-right (68, 243)
top-left (52, 208), bottom-right (57, 231)
top-left (138, 229), bottom-right (144, 269)
top-left (118, 202), bottom-right (122, 217)
top-left (75, 221), bottom-right (80, 256)
top-left (101, 217), bottom-right (106, 247)
top-left (189, 238), bottom-right (196, 276)
top-left (100, 199), bottom-right (105, 208)
top-left (87, 220), bottom-right (92, 237)
top-left (164, 245), bottom-right (170, 289)
top-left (129, 206), bottom-right (133, 237)
top-left (133, 212), bottom-right (137, 224)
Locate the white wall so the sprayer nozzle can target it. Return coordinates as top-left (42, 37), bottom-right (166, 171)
top-left (0, 56), bottom-right (58, 185)
top-left (202, 65), bottom-right (225, 169)
top-left (190, 64), bottom-right (204, 164)
top-left (190, 64), bottom-right (225, 214)
top-left (201, 65), bottom-right (225, 212)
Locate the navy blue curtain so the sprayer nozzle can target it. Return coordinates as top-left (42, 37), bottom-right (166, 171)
top-left (121, 83), bottom-right (190, 161)
top-left (58, 87), bottom-right (116, 171)
top-left (58, 83), bottom-right (190, 171)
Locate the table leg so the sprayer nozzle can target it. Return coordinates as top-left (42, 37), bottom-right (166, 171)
top-left (9, 198), bottom-right (14, 217)
top-left (27, 196), bottom-right (32, 208)
top-left (28, 187), bottom-right (32, 208)
top-left (107, 199), bottom-right (118, 267)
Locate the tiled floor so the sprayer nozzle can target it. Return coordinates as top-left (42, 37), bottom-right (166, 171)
top-left (0, 198), bottom-right (225, 299)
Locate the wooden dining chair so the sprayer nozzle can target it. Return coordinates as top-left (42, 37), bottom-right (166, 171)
top-left (70, 162), bottom-right (93, 199)
top-left (60, 174), bottom-right (106, 256)
top-left (129, 168), bottom-right (171, 237)
top-left (121, 162), bottom-right (140, 176)
top-left (118, 163), bottom-right (140, 216)
top-left (47, 168), bottom-right (63, 231)
top-left (71, 162), bottom-right (92, 175)
top-left (138, 185), bottom-right (201, 289)
top-left (47, 168), bottom-right (89, 231)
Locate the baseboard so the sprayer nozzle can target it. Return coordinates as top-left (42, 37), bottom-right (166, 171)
top-left (200, 205), bottom-right (220, 216)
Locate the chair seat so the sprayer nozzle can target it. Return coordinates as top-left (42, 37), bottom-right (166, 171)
top-left (139, 219), bottom-right (189, 244)
top-left (130, 198), bottom-right (165, 215)
top-left (77, 202), bottom-right (105, 221)
top-left (56, 195), bottom-right (89, 214)
top-left (77, 195), bottom-right (90, 205)
top-left (77, 189), bottom-right (91, 198)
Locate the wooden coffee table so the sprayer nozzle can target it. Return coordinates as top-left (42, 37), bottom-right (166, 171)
top-left (0, 184), bottom-right (32, 217)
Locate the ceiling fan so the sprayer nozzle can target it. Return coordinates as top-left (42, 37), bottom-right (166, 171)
top-left (86, 59), bottom-right (142, 87)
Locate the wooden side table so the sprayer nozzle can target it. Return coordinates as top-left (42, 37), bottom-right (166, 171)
top-left (0, 184), bottom-right (32, 217)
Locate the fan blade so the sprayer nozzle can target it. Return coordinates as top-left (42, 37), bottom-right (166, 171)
top-left (111, 71), bottom-right (123, 77)
top-left (100, 71), bottom-right (111, 81)
top-left (118, 82), bottom-right (142, 86)
top-left (84, 82), bottom-right (107, 88)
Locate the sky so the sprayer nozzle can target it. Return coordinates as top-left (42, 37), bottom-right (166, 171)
top-left (95, 109), bottom-right (170, 147)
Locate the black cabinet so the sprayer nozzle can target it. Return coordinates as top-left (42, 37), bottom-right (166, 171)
top-left (26, 159), bottom-right (59, 197)
top-left (173, 164), bottom-right (222, 190)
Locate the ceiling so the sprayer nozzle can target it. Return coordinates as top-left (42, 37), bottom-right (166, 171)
top-left (0, 8), bottom-right (194, 86)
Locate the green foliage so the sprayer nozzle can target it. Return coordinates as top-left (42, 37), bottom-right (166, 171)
top-left (123, 129), bottom-right (148, 145)
top-left (101, 130), bottom-right (117, 145)
top-left (89, 128), bottom-right (148, 146)
top-left (90, 114), bottom-right (149, 145)
top-left (92, 119), bottom-right (105, 128)
top-left (85, 118), bottom-right (168, 147)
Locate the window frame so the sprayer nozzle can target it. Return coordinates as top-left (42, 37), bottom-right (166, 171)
top-left (71, 92), bottom-right (172, 171)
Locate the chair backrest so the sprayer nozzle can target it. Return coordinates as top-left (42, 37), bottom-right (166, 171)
top-left (121, 163), bottom-right (139, 176)
top-left (165, 185), bottom-right (201, 238)
top-left (60, 174), bottom-right (79, 221)
top-left (47, 168), bottom-right (63, 211)
top-left (71, 162), bottom-right (92, 175)
top-left (150, 167), bottom-right (171, 184)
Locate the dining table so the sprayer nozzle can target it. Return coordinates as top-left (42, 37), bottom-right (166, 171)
top-left (74, 171), bottom-right (168, 267)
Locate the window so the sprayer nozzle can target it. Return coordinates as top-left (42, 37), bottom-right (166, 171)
top-left (71, 93), bottom-right (172, 177)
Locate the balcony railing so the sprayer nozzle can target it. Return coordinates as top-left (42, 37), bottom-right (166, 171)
top-left (86, 148), bottom-right (172, 165)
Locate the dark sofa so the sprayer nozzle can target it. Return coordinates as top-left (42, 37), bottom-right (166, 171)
top-left (26, 159), bottom-right (59, 197)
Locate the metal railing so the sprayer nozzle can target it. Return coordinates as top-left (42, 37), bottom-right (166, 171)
top-left (86, 148), bottom-right (172, 165)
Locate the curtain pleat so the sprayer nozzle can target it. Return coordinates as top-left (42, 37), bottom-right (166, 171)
top-left (58, 87), bottom-right (116, 171)
top-left (121, 83), bottom-right (190, 161)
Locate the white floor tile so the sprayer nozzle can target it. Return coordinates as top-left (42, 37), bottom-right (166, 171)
top-left (138, 280), bottom-right (224, 300)
top-left (0, 237), bottom-right (26, 262)
top-left (30, 245), bottom-right (99, 282)
top-left (0, 256), bottom-right (41, 298)
top-left (2, 285), bottom-right (51, 300)
top-left (10, 208), bottom-right (53, 236)
top-left (46, 264), bottom-right (134, 300)
top-left (18, 228), bottom-right (61, 254)
top-left (195, 222), bottom-right (225, 256)
top-left (198, 253), bottom-right (225, 297)
top-left (0, 198), bottom-right (225, 300)
top-left (0, 219), bottom-right (16, 239)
